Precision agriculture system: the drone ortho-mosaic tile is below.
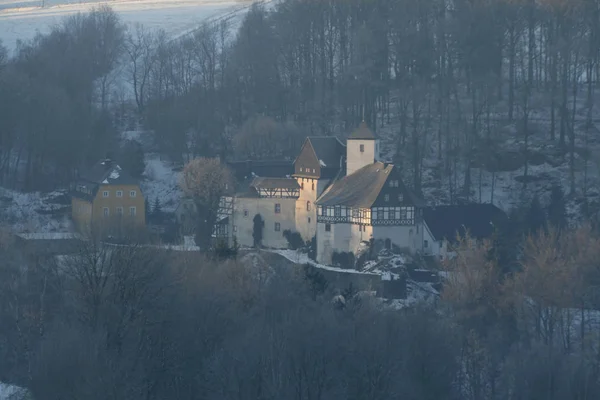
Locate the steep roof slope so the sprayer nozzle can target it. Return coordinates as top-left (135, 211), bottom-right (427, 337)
top-left (307, 136), bottom-right (345, 169)
top-left (315, 162), bottom-right (393, 208)
top-left (348, 121), bottom-right (377, 140)
top-left (423, 204), bottom-right (508, 242)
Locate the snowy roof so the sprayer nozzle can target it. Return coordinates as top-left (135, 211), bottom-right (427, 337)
top-left (315, 162), bottom-right (394, 208)
top-left (348, 121), bottom-right (377, 140)
top-left (80, 159), bottom-right (137, 186)
top-left (423, 204), bottom-right (508, 243)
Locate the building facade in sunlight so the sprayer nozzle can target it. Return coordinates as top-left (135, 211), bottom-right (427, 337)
top-left (71, 159), bottom-right (146, 236)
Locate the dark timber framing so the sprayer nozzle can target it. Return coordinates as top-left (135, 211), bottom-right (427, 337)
top-left (257, 188), bottom-right (300, 198)
top-left (317, 205), bottom-right (415, 226)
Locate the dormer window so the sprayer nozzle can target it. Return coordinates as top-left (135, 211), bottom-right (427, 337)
top-left (360, 144), bottom-right (365, 153)
top-left (398, 194), bottom-right (404, 202)
top-left (384, 194), bottom-right (389, 202)
top-left (300, 167), bottom-right (303, 172)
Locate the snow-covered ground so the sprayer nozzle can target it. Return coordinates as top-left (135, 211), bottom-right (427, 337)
top-left (0, 382), bottom-right (29, 400)
top-left (0, 187), bottom-right (73, 233)
top-left (273, 249), bottom-right (379, 275)
top-left (0, 0), bottom-right (253, 52)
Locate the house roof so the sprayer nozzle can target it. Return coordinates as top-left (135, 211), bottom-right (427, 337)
top-left (423, 204), bottom-right (508, 243)
top-left (348, 121), bottom-right (377, 140)
top-left (306, 136), bottom-right (345, 170)
top-left (227, 160), bottom-right (293, 181)
top-left (251, 177), bottom-right (300, 190)
top-left (315, 162), bottom-right (394, 208)
top-left (80, 159), bottom-right (137, 186)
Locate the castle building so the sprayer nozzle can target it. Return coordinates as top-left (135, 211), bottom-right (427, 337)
top-left (226, 122), bottom-right (505, 265)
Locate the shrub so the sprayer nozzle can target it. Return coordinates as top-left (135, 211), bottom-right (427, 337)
top-left (283, 229), bottom-right (304, 250)
top-left (332, 251), bottom-right (355, 269)
top-left (213, 238), bottom-right (238, 260)
top-left (303, 263), bottom-right (328, 300)
top-left (307, 236), bottom-right (317, 261)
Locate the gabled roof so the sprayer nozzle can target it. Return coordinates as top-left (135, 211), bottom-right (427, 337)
top-left (423, 204), bottom-right (508, 243)
top-left (348, 121), bottom-right (377, 140)
top-left (315, 162), bottom-right (393, 208)
top-left (251, 177), bottom-right (300, 190)
top-left (80, 159), bottom-right (137, 186)
top-left (306, 136), bottom-right (345, 169)
top-left (227, 160), bottom-right (293, 181)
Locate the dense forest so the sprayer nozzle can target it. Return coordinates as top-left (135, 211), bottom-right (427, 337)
top-left (2, 222), bottom-right (600, 399)
top-left (1, 0), bottom-right (600, 213)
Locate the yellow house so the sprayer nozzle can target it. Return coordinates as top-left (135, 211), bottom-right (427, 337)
top-left (71, 159), bottom-right (146, 236)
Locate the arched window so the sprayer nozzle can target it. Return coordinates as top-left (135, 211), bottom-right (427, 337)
top-left (306, 201), bottom-right (311, 211)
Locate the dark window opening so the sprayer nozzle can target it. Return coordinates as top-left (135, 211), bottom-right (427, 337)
top-left (325, 224), bottom-right (331, 232)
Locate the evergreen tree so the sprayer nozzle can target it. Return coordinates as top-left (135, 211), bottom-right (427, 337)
top-left (153, 197), bottom-right (162, 215)
top-left (252, 214), bottom-right (264, 247)
top-left (118, 139), bottom-right (145, 178)
top-left (548, 184), bottom-right (567, 230)
top-left (144, 198), bottom-right (150, 219)
top-left (526, 194), bottom-right (546, 236)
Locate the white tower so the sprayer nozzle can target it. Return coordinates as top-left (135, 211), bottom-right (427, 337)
top-left (346, 121), bottom-right (379, 176)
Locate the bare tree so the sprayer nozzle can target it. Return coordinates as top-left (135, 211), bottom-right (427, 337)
top-left (180, 158), bottom-right (234, 249)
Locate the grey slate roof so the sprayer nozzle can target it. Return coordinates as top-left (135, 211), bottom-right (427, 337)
top-left (227, 160), bottom-right (293, 181)
top-left (423, 204), bottom-right (508, 243)
top-left (348, 122), bottom-right (377, 140)
top-left (315, 162), bottom-right (393, 208)
top-left (307, 136), bottom-right (345, 169)
top-left (251, 177), bottom-right (300, 190)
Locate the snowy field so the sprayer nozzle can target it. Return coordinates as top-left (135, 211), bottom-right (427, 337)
top-left (0, 0), bottom-right (253, 52)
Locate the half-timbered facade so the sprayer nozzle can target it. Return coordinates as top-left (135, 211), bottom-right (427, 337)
top-left (315, 160), bottom-right (424, 265)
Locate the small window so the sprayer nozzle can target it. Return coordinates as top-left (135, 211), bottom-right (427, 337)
top-left (129, 206), bottom-right (137, 216)
top-left (130, 190), bottom-right (137, 197)
top-left (398, 194), bottom-right (404, 202)
top-left (274, 203), bottom-right (281, 213)
top-left (424, 240), bottom-right (429, 248)
top-left (306, 201), bottom-right (311, 211)
top-left (103, 191), bottom-right (109, 198)
top-left (360, 144), bottom-right (364, 153)
top-left (312, 168), bottom-right (315, 173)
top-left (308, 217), bottom-right (311, 223)
top-left (116, 207), bottom-right (123, 215)
top-left (312, 182), bottom-right (315, 191)
top-left (103, 207), bottom-right (109, 217)
top-left (300, 167), bottom-right (303, 172)
top-left (243, 209), bottom-right (249, 217)
top-left (384, 194), bottom-right (389, 202)
top-left (274, 222), bottom-right (281, 232)
top-left (325, 223), bottom-right (331, 232)
top-left (116, 190), bottom-right (123, 198)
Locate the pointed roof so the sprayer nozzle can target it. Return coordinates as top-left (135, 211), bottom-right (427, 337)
top-left (348, 121), bottom-right (377, 140)
top-left (307, 136), bottom-right (346, 168)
